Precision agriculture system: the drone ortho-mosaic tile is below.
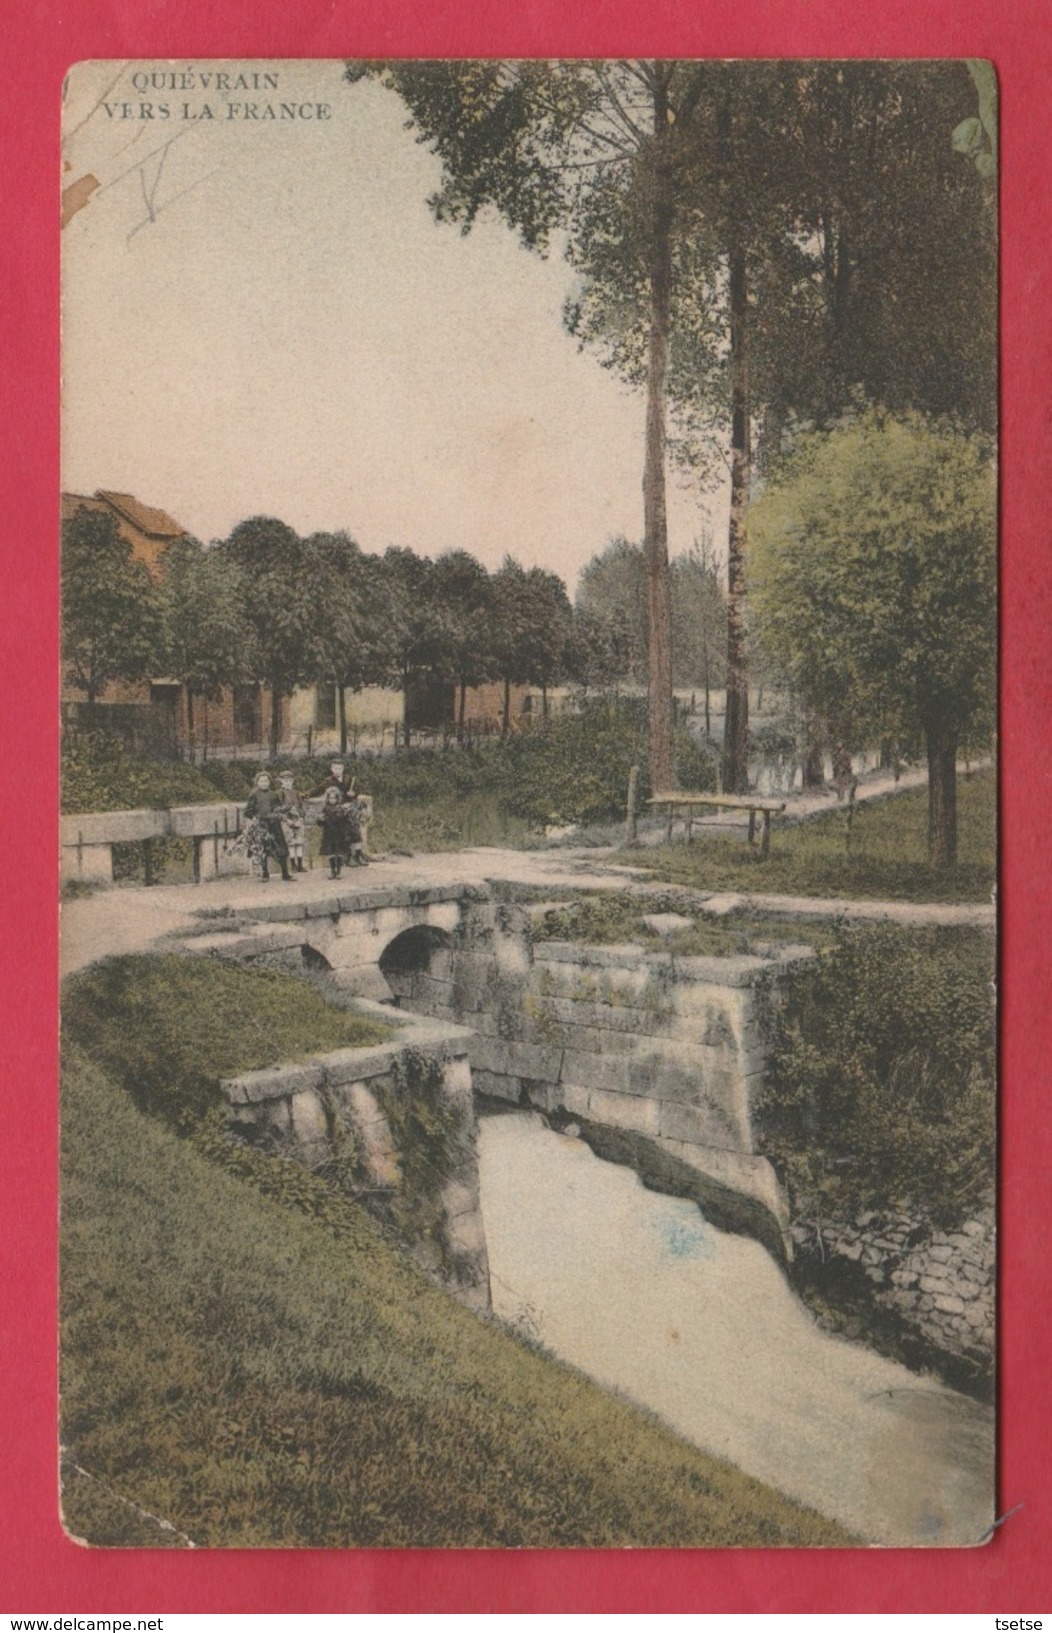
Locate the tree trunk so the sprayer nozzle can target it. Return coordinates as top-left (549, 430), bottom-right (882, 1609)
top-left (642, 86), bottom-right (676, 792)
top-left (458, 680), bottom-right (467, 743)
top-left (702, 638), bottom-right (711, 737)
top-left (502, 675), bottom-right (511, 740)
top-left (338, 684), bottom-right (348, 755)
top-left (802, 712), bottom-right (826, 788)
top-left (722, 238), bottom-right (751, 795)
top-left (269, 687), bottom-right (282, 761)
top-left (185, 686), bottom-right (196, 764)
top-left (541, 680), bottom-right (548, 720)
top-left (926, 720), bottom-right (959, 870)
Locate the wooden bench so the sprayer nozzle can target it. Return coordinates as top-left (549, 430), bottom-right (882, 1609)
top-left (646, 791), bottom-right (787, 856)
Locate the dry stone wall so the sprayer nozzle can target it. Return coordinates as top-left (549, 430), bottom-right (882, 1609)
top-left (790, 1205), bottom-right (995, 1390)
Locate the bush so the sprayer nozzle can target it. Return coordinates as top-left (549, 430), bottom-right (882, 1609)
top-left (62, 731), bottom-right (223, 814)
top-left (62, 955), bottom-right (391, 1131)
top-left (62, 702), bottom-right (718, 839)
top-left (755, 925), bottom-right (995, 1225)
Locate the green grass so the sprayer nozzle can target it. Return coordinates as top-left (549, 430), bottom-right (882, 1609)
top-left (62, 955), bottom-right (392, 1127)
top-left (63, 730), bottom-right (995, 902)
top-left (637, 770), bottom-right (995, 903)
top-left (60, 1044), bottom-right (851, 1548)
top-left (531, 892), bottom-right (840, 956)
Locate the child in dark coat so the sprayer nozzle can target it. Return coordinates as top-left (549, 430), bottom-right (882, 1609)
top-left (277, 770), bottom-right (307, 872)
top-left (318, 787), bottom-right (353, 879)
top-left (311, 760), bottom-right (370, 865)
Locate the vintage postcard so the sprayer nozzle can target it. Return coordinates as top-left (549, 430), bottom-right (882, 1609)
top-left (59, 58), bottom-right (997, 1550)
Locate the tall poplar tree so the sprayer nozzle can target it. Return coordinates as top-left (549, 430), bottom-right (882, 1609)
top-left (346, 60), bottom-right (717, 792)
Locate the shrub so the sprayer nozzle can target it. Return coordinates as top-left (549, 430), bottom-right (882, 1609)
top-left (755, 925), bottom-right (995, 1225)
top-left (62, 702), bottom-right (716, 839)
top-left (62, 731), bottom-right (222, 814)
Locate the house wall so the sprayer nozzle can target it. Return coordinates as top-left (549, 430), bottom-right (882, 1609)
top-left (288, 685), bottom-right (405, 751)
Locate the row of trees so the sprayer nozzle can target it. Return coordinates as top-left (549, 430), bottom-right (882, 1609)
top-left (349, 61), bottom-right (996, 865)
top-left (62, 508), bottom-right (728, 758)
top-left (577, 536), bottom-right (728, 727)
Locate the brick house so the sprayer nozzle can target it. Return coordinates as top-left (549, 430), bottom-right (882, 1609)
top-left (61, 489), bottom-right (289, 756)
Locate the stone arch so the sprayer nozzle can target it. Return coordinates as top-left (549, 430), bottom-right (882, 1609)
top-left (379, 924), bottom-right (453, 1005)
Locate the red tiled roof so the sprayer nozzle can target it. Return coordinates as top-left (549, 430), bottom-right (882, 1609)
top-left (94, 490), bottom-right (186, 539)
top-left (61, 492), bottom-right (108, 520)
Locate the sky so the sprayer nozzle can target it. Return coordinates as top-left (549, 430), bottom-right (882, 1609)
top-left (61, 59), bottom-right (729, 594)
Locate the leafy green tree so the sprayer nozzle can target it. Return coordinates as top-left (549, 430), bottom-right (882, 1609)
top-left (62, 506), bottom-right (161, 704)
top-left (749, 411), bottom-right (995, 869)
top-left (576, 538), bottom-right (648, 686)
top-left (568, 605), bottom-right (627, 695)
top-left (489, 557), bottom-right (533, 738)
top-left (576, 537), bottom-right (726, 726)
top-left (487, 557), bottom-right (572, 734)
top-left (517, 565), bottom-right (575, 718)
top-left (220, 517), bottom-right (323, 759)
top-left (308, 531), bottom-right (394, 754)
top-left (669, 543), bottom-right (727, 727)
top-left (378, 548), bottom-right (456, 748)
top-left (774, 61), bottom-right (997, 440)
top-left (570, 61), bottom-right (995, 791)
top-left (567, 62), bottom-right (808, 792)
top-left (158, 535), bottom-right (249, 760)
top-left (432, 551), bottom-right (497, 740)
top-left (952, 61), bottom-right (997, 183)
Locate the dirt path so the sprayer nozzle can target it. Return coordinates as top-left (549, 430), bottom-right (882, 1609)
top-left (61, 829), bottom-right (992, 977)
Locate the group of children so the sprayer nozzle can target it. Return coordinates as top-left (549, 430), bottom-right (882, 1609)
top-left (241, 761), bottom-right (370, 883)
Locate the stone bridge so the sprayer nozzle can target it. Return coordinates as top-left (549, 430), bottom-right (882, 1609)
top-left (176, 875), bottom-right (807, 1257)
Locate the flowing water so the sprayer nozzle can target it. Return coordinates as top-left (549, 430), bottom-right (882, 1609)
top-left (478, 1110), bottom-right (994, 1547)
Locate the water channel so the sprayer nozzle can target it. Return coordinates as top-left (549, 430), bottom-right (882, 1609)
top-left (477, 1108), bottom-right (995, 1548)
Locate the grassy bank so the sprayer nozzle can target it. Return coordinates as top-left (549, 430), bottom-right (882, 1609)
top-left (61, 706), bottom-right (713, 865)
top-left (60, 1041), bottom-right (849, 1548)
top-left (636, 769), bottom-right (995, 903)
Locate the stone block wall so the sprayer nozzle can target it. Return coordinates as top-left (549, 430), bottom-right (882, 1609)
top-left (219, 1007), bottom-right (490, 1310)
top-left (387, 899), bottom-right (810, 1251)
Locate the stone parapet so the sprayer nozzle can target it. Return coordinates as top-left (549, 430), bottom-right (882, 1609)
top-left (219, 1003), bottom-right (489, 1310)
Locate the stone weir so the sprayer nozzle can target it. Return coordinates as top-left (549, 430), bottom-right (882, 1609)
top-left (385, 899), bottom-right (811, 1261)
top-left (180, 880), bottom-right (810, 1262)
